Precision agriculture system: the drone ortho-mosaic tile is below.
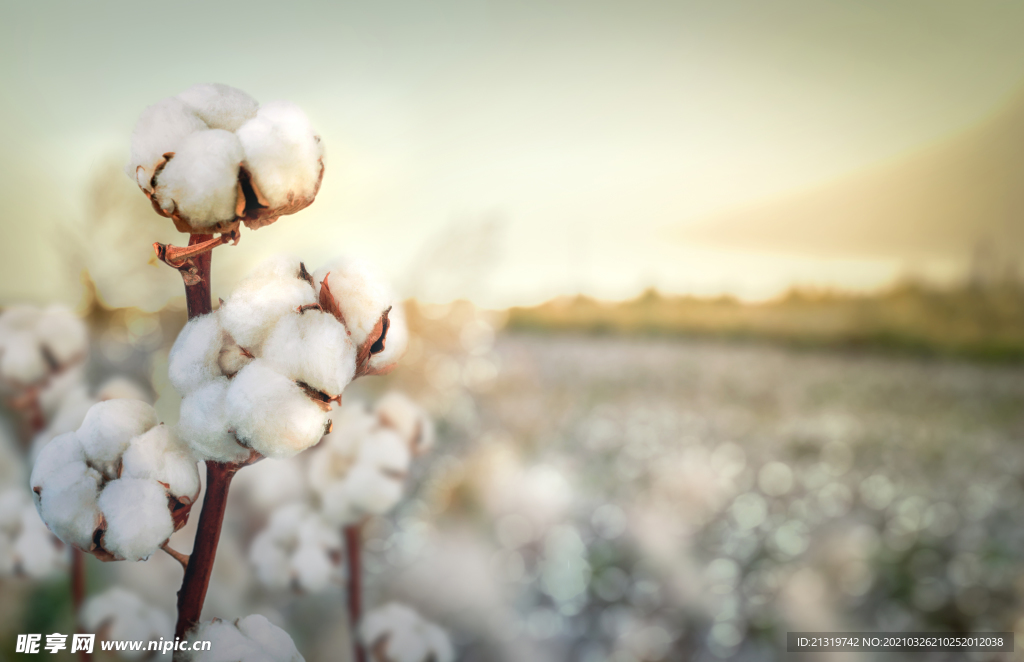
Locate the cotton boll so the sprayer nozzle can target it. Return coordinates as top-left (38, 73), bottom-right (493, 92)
top-left (77, 400), bottom-right (159, 478)
top-left (30, 432), bottom-right (87, 496)
top-left (37, 462), bottom-right (103, 551)
top-left (188, 615), bottom-right (305, 662)
top-left (218, 277), bottom-right (316, 352)
top-left (237, 101), bottom-right (323, 210)
top-left (37, 305), bottom-right (88, 367)
top-left (374, 392), bottom-right (433, 453)
top-left (218, 339), bottom-right (253, 377)
top-left (177, 83), bottom-right (259, 132)
top-left (313, 258), bottom-right (394, 348)
top-left (127, 97), bottom-right (209, 190)
top-left (98, 478), bottom-right (174, 561)
top-left (362, 603), bottom-right (454, 662)
top-left (242, 254), bottom-right (308, 282)
top-left (154, 129), bottom-right (245, 227)
top-left (0, 332), bottom-right (47, 385)
top-left (169, 314), bottom-right (224, 396)
top-left (121, 424), bottom-right (200, 502)
top-left (83, 588), bottom-right (173, 656)
top-left (233, 458), bottom-right (305, 511)
top-left (308, 404), bottom-right (376, 495)
top-left (177, 378), bottom-right (250, 463)
top-left (367, 303), bottom-right (408, 376)
top-left (290, 543), bottom-right (334, 593)
top-left (262, 310), bottom-right (356, 397)
top-left (250, 530), bottom-right (292, 590)
top-left (226, 360), bottom-right (329, 458)
top-left (30, 383), bottom-right (93, 461)
top-left (38, 364), bottom-right (88, 418)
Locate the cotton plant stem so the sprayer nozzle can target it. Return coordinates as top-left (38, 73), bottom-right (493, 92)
top-left (344, 524), bottom-right (366, 662)
top-left (70, 547), bottom-right (91, 662)
top-left (173, 234), bottom-right (226, 650)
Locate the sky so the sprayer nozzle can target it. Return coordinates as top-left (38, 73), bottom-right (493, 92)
top-left (2, 0), bottom-right (1024, 308)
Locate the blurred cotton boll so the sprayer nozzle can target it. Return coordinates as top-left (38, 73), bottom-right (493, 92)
top-left (186, 614), bottom-right (305, 662)
top-left (82, 589), bottom-right (173, 659)
top-left (361, 603), bottom-right (454, 662)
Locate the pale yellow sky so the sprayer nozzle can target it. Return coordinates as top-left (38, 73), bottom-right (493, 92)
top-left (2, 0), bottom-right (1024, 308)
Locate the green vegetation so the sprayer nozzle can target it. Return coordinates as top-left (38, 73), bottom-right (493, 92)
top-left (506, 282), bottom-right (1024, 362)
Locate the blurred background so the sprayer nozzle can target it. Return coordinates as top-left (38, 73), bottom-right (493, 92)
top-left (3, 0), bottom-right (1024, 660)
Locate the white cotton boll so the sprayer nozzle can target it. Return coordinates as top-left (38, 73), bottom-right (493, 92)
top-left (235, 614), bottom-right (306, 662)
top-left (77, 400), bottom-right (159, 478)
top-left (30, 432), bottom-right (87, 495)
top-left (0, 304), bottom-right (39, 334)
top-left (37, 462), bottom-right (103, 551)
top-left (98, 478), bottom-right (174, 562)
top-left (226, 360), bottom-right (329, 459)
top-left (96, 376), bottom-right (152, 403)
top-left (374, 392), bottom-right (433, 453)
top-left (177, 378), bottom-right (250, 463)
top-left (367, 303), bottom-right (408, 375)
top-left (233, 458), bottom-right (305, 511)
top-left (290, 543), bottom-right (333, 593)
top-left (241, 254), bottom-right (307, 283)
top-left (360, 429), bottom-right (413, 478)
top-left (218, 339), bottom-right (253, 377)
top-left (237, 101), bottom-right (322, 209)
top-left (0, 331), bottom-right (47, 385)
top-left (266, 502), bottom-right (309, 541)
top-left (188, 615), bottom-right (305, 662)
top-left (169, 313), bottom-right (224, 396)
top-left (154, 129), bottom-right (244, 227)
top-left (262, 311), bottom-right (356, 397)
top-left (15, 506), bottom-right (66, 578)
top-left (177, 83), bottom-right (259, 132)
top-left (218, 278), bottom-right (316, 352)
top-left (121, 425), bottom-right (200, 501)
top-left (312, 258), bottom-right (394, 348)
top-left (127, 97), bottom-right (209, 189)
top-left (344, 463), bottom-right (405, 519)
top-left (83, 588), bottom-right (173, 658)
top-left (31, 384), bottom-right (94, 461)
top-left (362, 603), bottom-right (454, 662)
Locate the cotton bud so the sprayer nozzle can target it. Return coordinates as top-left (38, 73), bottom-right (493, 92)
top-left (128, 84), bottom-right (323, 233)
top-left (320, 428), bottom-right (411, 525)
top-left (82, 588), bottom-right (173, 658)
top-left (186, 615), bottom-right (305, 662)
top-left (361, 603), bottom-right (454, 662)
top-left (30, 400), bottom-right (199, 561)
top-left (0, 489), bottom-right (67, 578)
top-left (313, 258), bottom-right (402, 375)
top-left (308, 405), bottom-right (376, 495)
top-left (0, 305), bottom-right (87, 388)
top-left (374, 391), bottom-right (434, 455)
top-left (249, 502), bottom-right (343, 593)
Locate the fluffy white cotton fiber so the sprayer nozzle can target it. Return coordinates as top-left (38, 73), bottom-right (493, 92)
top-left (187, 615), bottom-right (305, 662)
top-left (218, 277), bottom-right (316, 352)
top-left (121, 424), bottom-right (200, 501)
top-left (37, 305), bottom-right (89, 366)
top-left (262, 310), bottom-right (356, 398)
top-left (313, 258), bottom-right (394, 348)
top-left (168, 314), bottom-right (224, 396)
top-left (154, 129), bottom-right (244, 227)
top-left (98, 478), bottom-right (174, 562)
top-left (128, 97), bottom-right (208, 189)
top-left (237, 101), bottom-right (323, 209)
top-left (35, 459), bottom-right (103, 551)
top-left (374, 391), bottom-right (433, 453)
top-left (226, 361), bottom-right (329, 458)
top-left (83, 588), bottom-right (173, 651)
top-left (177, 83), bottom-right (259, 132)
top-left (250, 502), bottom-right (342, 593)
top-left (77, 399), bottom-right (159, 478)
top-left (0, 304), bottom-right (88, 386)
top-left (177, 379), bottom-right (250, 463)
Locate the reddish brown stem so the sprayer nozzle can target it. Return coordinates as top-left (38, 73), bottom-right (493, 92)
top-left (174, 461), bottom-right (240, 642)
top-left (344, 524), bottom-right (366, 662)
top-left (183, 234), bottom-right (214, 317)
top-left (71, 547), bottom-right (91, 662)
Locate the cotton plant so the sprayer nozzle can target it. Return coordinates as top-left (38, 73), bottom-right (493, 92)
top-left (0, 488), bottom-right (67, 578)
top-left (185, 615), bottom-right (305, 662)
top-left (0, 304), bottom-right (89, 433)
top-left (128, 83), bottom-right (323, 236)
top-left (310, 391), bottom-right (433, 525)
top-left (249, 502), bottom-right (344, 593)
top-left (169, 254), bottom-right (403, 462)
top-left (30, 400), bottom-right (200, 562)
top-left (82, 588), bottom-right (174, 658)
top-left (361, 603), bottom-right (454, 662)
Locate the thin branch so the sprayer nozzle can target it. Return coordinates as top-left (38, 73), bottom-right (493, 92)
top-left (344, 523), bottom-right (367, 662)
top-left (161, 542), bottom-right (190, 570)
